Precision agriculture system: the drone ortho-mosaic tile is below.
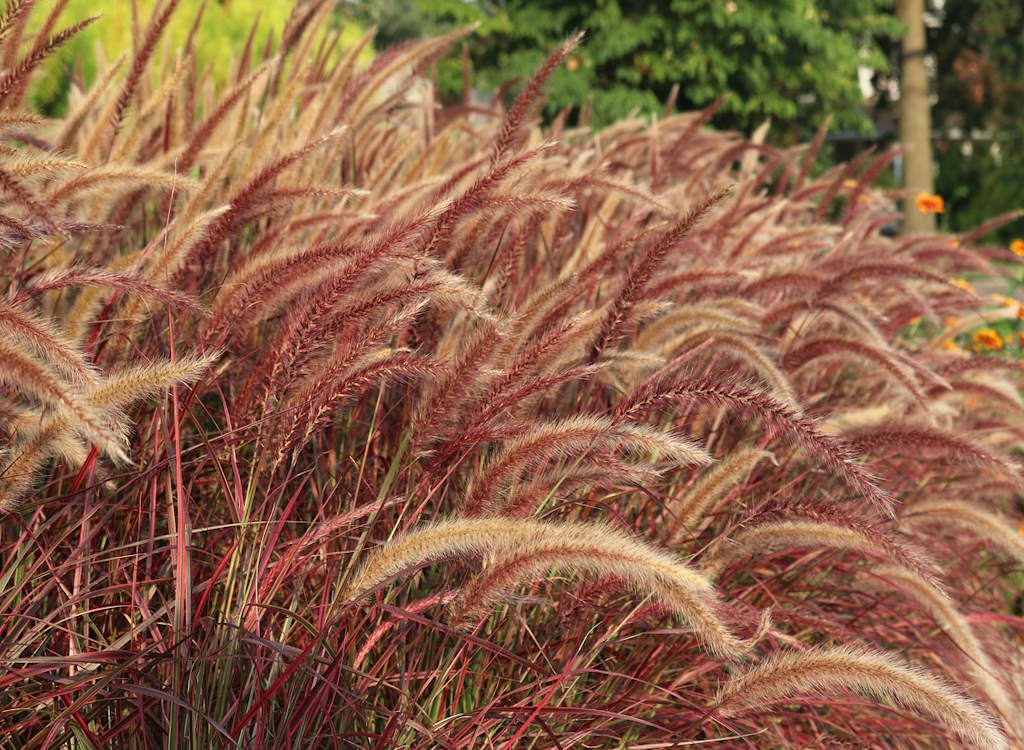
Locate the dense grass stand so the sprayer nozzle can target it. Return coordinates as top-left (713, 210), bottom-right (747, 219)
top-left (1, 4), bottom-right (1023, 748)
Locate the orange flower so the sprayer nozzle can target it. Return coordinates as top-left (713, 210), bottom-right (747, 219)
top-left (942, 340), bottom-right (960, 353)
top-left (944, 316), bottom-right (959, 327)
top-left (915, 192), bottom-right (944, 214)
top-left (566, 55), bottom-right (579, 72)
top-left (1011, 238), bottom-right (1024, 257)
top-left (972, 328), bottom-right (1003, 350)
top-left (949, 277), bottom-right (974, 293)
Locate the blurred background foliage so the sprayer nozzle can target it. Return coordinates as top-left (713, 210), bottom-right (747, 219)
top-left (29, 0), bottom-right (366, 116)
top-left (354, 0), bottom-right (903, 144)
top-left (27, 0), bottom-right (1024, 243)
top-left (926, 0), bottom-right (1024, 242)
top-left (352, 0), bottom-right (1023, 243)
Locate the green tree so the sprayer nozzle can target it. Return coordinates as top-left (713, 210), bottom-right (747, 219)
top-left (358, 0), bottom-right (902, 141)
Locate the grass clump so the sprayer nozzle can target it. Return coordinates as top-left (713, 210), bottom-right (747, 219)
top-left (1, 2), bottom-right (1023, 748)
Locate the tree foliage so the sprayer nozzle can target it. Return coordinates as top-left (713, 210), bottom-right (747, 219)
top-left (927, 0), bottom-right (1024, 241)
top-left (359, 0), bottom-right (902, 140)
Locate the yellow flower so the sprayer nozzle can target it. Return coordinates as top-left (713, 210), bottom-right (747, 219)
top-left (949, 277), bottom-right (974, 293)
top-left (843, 178), bottom-right (858, 189)
top-left (972, 328), bottom-right (1003, 350)
top-left (909, 316), bottom-right (921, 326)
top-left (915, 192), bottom-right (944, 214)
top-left (942, 340), bottom-right (960, 352)
top-left (1012, 239), bottom-right (1024, 257)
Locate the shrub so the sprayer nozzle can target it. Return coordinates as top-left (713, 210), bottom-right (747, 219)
top-left (1, 3), bottom-right (1023, 748)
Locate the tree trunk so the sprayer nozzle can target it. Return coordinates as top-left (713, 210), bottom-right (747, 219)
top-left (897, 0), bottom-right (935, 234)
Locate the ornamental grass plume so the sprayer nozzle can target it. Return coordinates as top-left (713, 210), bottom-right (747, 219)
top-left (1, 2), bottom-right (1023, 748)
top-left (665, 447), bottom-right (775, 542)
top-left (866, 564), bottom-right (1022, 739)
top-left (700, 518), bottom-right (897, 578)
top-left (901, 500), bottom-right (1024, 566)
top-left (714, 646), bottom-right (1006, 750)
top-left (345, 517), bottom-right (765, 659)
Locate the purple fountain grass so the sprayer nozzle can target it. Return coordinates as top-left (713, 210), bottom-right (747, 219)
top-left (0, 3), bottom-right (1022, 748)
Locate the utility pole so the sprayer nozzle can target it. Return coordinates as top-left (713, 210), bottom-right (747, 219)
top-left (897, 0), bottom-right (936, 233)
